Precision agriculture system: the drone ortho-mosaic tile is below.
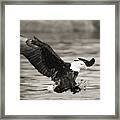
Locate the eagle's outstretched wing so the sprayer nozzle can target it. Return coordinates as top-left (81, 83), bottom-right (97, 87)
top-left (20, 36), bottom-right (70, 78)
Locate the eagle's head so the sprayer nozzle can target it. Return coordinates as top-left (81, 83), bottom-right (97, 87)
top-left (70, 58), bottom-right (95, 72)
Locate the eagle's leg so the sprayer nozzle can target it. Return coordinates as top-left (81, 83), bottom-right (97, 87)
top-left (70, 78), bottom-right (81, 94)
top-left (67, 71), bottom-right (81, 94)
top-left (54, 75), bottom-right (71, 93)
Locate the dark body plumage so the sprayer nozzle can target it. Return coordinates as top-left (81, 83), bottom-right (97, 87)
top-left (21, 36), bottom-right (95, 94)
top-left (21, 36), bottom-right (81, 94)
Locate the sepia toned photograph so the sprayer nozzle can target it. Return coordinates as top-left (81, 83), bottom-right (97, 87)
top-left (20, 20), bottom-right (100, 100)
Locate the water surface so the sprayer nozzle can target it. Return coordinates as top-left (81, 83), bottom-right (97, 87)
top-left (20, 33), bottom-right (100, 100)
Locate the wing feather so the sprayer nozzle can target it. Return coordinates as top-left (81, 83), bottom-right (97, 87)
top-left (21, 36), bottom-right (69, 77)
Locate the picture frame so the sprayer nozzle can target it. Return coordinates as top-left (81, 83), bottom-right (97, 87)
top-left (0, 0), bottom-right (119, 119)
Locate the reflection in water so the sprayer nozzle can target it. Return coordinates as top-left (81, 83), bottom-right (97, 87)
top-left (20, 33), bottom-right (100, 100)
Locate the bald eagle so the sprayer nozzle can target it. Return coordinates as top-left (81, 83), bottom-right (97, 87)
top-left (20, 36), bottom-right (95, 94)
